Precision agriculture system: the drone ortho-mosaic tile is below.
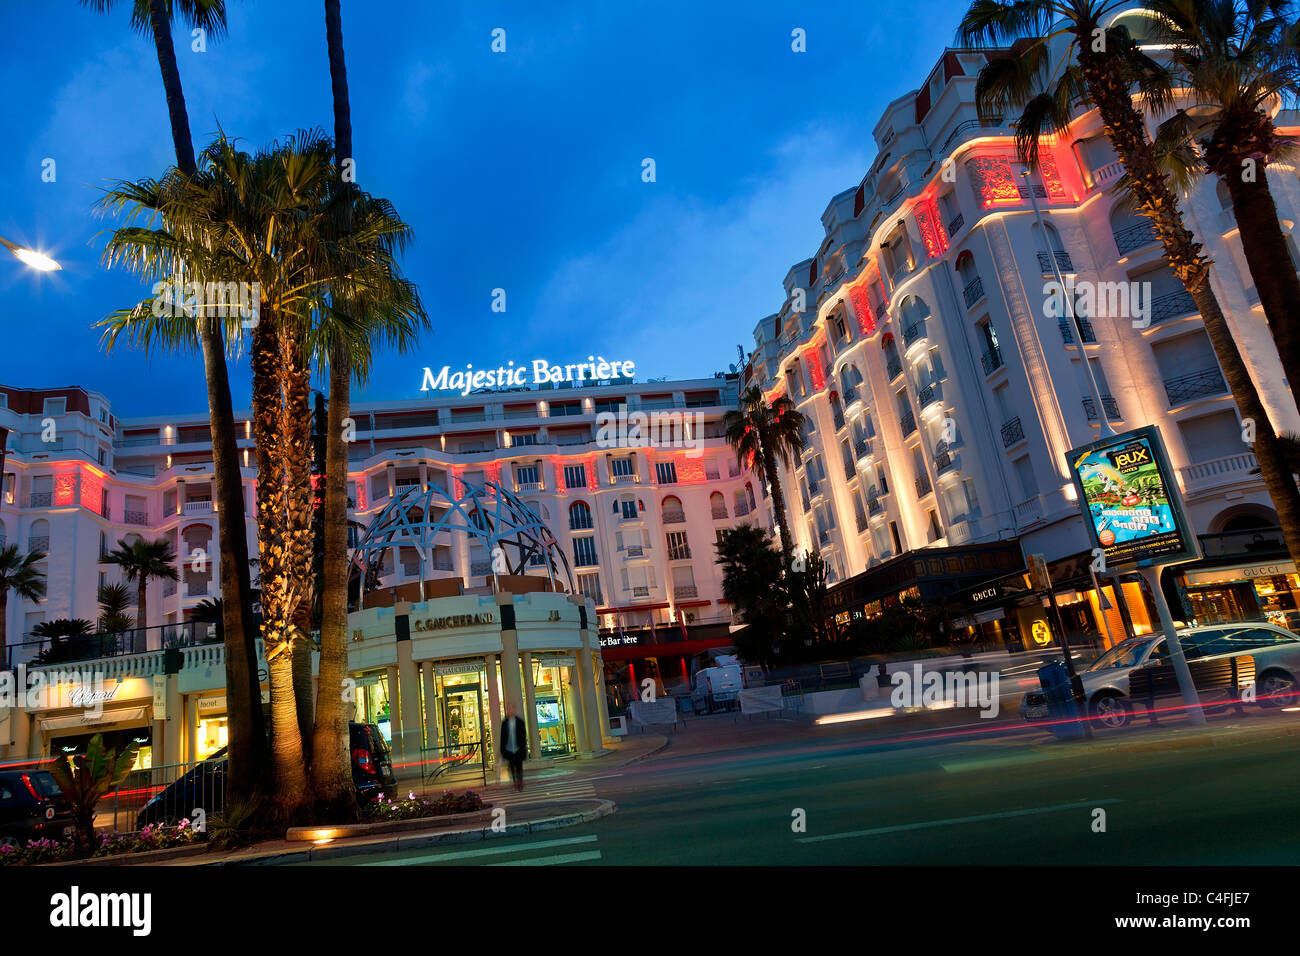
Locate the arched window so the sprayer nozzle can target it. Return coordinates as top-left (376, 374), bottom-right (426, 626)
top-left (733, 487), bottom-right (750, 516)
top-left (898, 296), bottom-right (930, 328)
top-left (27, 519), bottom-right (49, 552)
top-left (955, 250), bottom-right (978, 286)
top-left (839, 363), bottom-right (864, 401)
top-left (710, 492), bottom-right (727, 519)
top-left (569, 500), bottom-right (593, 530)
top-left (661, 495), bottom-right (685, 524)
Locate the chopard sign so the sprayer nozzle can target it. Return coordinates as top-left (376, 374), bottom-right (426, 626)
top-left (411, 613), bottom-right (495, 632)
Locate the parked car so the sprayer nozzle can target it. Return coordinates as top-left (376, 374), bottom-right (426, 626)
top-left (135, 721), bottom-right (396, 828)
top-left (1020, 622), bottom-right (1300, 727)
top-left (0, 769), bottom-right (75, 847)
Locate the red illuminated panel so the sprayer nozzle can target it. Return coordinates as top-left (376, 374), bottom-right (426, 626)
top-left (54, 474), bottom-right (76, 506)
top-left (915, 197), bottom-right (949, 258)
top-left (1038, 149), bottom-right (1068, 202)
top-left (355, 480), bottom-right (367, 512)
top-left (802, 349), bottom-right (826, 392)
top-left (970, 156), bottom-right (1020, 207)
top-left (484, 462), bottom-right (502, 488)
top-left (450, 468), bottom-right (464, 500)
top-left (849, 284), bottom-right (876, 336)
top-left (79, 470), bottom-right (104, 516)
top-left (586, 457), bottom-right (599, 492)
top-left (677, 457), bottom-right (707, 484)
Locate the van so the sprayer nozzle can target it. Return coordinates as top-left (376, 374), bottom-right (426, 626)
top-left (692, 664), bottom-right (743, 713)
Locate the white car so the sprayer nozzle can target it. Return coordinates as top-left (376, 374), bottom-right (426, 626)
top-left (1019, 622), bottom-right (1300, 728)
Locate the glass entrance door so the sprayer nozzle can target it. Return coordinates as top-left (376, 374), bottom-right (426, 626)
top-left (443, 684), bottom-right (482, 749)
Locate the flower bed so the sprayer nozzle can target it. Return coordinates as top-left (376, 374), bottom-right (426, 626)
top-left (0, 820), bottom-right (207, 866)
top-left (363, 790), bottom-right (485, 822)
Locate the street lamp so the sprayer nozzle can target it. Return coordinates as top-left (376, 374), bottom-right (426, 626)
top-left (0, 235), bottom-right (61, 272)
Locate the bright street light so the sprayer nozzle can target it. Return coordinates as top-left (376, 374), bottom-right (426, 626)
top-left (0, 234), bottom-right (61, 272)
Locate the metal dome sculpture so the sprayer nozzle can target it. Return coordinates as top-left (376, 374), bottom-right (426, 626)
top-left (350, 477), bottom-right (576, 599)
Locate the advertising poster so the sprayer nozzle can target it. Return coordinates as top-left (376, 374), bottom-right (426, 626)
top-left (1066, 425), bottom-right (1199, 571)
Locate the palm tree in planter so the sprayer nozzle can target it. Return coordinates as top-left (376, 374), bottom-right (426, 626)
top-left (0, 545), bottom-right (46, 669)
top-left (100, 538), bottom-right (178, 650)
top-left (97, 582), bottom-right (134, 634)
top-left (31, 619), bottom-right (96, 665)
top-left (724, 385), bottom-right (807, 565)
top-left (49, 734), bottom-right (139, 852)
top-left (959, 0), bottom-right (1300, 569)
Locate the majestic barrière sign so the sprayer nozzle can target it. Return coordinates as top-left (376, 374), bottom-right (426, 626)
top-left (420, 357), bottom-right (636, 396)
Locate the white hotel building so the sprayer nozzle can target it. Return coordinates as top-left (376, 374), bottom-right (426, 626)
top-left (746, 29), bottom-right (1300, 645)
top-left (0, 375), bottom-right (759, 766)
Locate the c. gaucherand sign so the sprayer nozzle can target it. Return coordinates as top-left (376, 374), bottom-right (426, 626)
top-left (420, 357), bottom-right (636, 396)
top-left (411, 613), bottom-right (495, 633)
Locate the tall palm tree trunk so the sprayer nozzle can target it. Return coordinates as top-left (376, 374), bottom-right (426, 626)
top-left (762, 442), bottom-right (793, 564)
top-left (253, 316), bottom-right (309, 814)
top-left (1203, 113), bottom-right (1300, 397)
top-left (1075, 43), bottom-right (1300, 567)
top-left (280, 327), bottom-right (316, 761)
top-left (145, 0), bottom-right (264, 801)
top-left (136, 576), bottom-right (147, 632)
top-left (312, 0), bottom-right (362, 818)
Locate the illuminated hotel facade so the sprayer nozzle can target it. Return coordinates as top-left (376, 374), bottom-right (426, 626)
top-left (0, 374), bottom-right (760, 767)
top-left (746, 28), bottom-right (1300, 644)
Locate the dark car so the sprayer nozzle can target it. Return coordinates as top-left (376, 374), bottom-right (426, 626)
top-left (135, 721), bottom-right (396, 829)
top-left (0, 770), bottom-right (75, 848)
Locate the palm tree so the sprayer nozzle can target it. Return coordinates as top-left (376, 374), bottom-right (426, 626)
top-left (1135, 0), bottom-right (1300, 395)
top-left (78, 0), bottom-right (266, 804)
top-left (100, 537), bottom-right (179, 634)
top-left (97, 582), bottom-right (134, 633)
top-left (0, 545), bottom-right (47, 667)
top-left (959, 0), bottom-right (1300, 569)
top-left (100, 132), bottom-right (426, 820)
top-left (724, 385), bottom-right (807, 563)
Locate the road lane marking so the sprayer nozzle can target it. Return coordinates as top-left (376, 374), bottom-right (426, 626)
top-left (796, 799), bottom-right (1123, 843)
top-left (360, 834), bottom-right (598, 865)
top-left (488, 851), bottom-right (602, 866)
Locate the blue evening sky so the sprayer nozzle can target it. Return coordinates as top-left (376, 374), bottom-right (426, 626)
top-left (0, 0), bottom-right (964, 417)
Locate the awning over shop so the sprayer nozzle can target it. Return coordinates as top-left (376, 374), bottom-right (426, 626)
top-left (41, 706), bottom-right (148, 733)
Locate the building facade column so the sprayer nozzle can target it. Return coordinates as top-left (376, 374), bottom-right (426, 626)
top-left (421, 662), bottom-right (439, 750)
top-left (484, 653), bottom-right (501, 771)
top-left (393, 608), bottom-right (422, 776)
top-left (521, 650), bottom-right (542, 758)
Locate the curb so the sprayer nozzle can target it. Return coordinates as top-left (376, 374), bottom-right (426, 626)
top-left (613, 737), bottom-right (670, 767)
top-left (206, 798), bottom-right (617, 866)
top-left (38, 842), bottom-right (212, 867)
top-left (284, 807), bottom-right (493, 842)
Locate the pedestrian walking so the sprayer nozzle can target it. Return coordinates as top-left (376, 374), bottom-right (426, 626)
top-left (500, 703), bottom-right (527, 790)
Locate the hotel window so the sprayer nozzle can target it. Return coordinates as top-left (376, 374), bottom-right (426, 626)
top-left (666, 531), bottom-right (691, 561)
top-left (577, 572), bottom-right (603, 605)
top-left (42, 397), bottom-right (66, 417)
top-left (926, 508), bottom-right (943, 542)
top-left (611, 456), bottom-right (635, 478)
top-left (513, 433), bottom-right (539, 446)
top-left (1013, 455), bottom-right (1039, 499)
top-left (569, 500), bottom-right (593, 530)
top-left (572, 535), bottom-right (598, 568)
top-left (594, 398), bottom-right (623, 415)
top-left (516, 464), bottom-right (540, 486)
top-left (656, 461), bottom-right (678, 484)
top-left (563, 464), bottom-right (587, 489)
top-left (672, 565), bottom-right (696, 597)
top-left (0, 393), bottom-right (6, 409)
top-left (618, 497), bottom-right (639, 520)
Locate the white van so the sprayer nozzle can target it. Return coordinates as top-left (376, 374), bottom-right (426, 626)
top-left (692, 664), bottom-right (744, 713)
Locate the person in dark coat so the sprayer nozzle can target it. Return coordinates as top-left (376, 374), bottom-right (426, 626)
top-left (500, 704), bottom-right (527, 790)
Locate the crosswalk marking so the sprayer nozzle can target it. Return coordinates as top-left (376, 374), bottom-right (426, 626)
top-left (487, 850), bottom-right (602, 866)
top-left (796, 799), bottom-right (1123, 844)
top-left (360, 834), bottom-right (599, 866)
top-left (488, 782), bottom-right (597, 805)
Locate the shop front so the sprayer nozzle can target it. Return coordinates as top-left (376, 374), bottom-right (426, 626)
top-left (29, 675), bottom-right (157, 771)
top-left (1178, 560), bottom-right (1300, 631)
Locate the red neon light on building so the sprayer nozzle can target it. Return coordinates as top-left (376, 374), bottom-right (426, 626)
top-left (676, 457), bottom-right (707, 484)
top-left (1038, 149), bottom-right (1069, 202)
top-left (970, 156), bottom-right (1020, 207)
top-left (54, 474), bottom-right (76, 507)
top-left (484, 462), bottom-right (502, 488)
top-left (586, 457), bottom-right (599, 492)
top-left (79, 470), bottom-right (104, 516)
top-left (848, 283), bottom-right (876, 336)
top-left (355, 480), bottom-right (367, 512)
top-left (802, 348), bottom-right (825, 392)
top-left (915, 197), bottom-right (949, 258)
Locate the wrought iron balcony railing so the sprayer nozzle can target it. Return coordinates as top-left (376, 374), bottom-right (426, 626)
top-left (1001, 416), bottom-right (1025, 448)
top-left (1164, 366), bottom-right (1227, 406)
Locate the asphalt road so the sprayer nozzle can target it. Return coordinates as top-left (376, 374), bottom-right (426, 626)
top-left (312, 709), bottom-right (1300, 866)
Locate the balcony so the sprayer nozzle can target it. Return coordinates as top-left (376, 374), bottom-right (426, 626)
top-left (963, 276), bottom-right (985, 308)
top-left (28, 536), bottom-right (50, 553)
top-left (183, 500), bottom-right (214, 516)
top-left (867, 494), bottom-right (883, 516)
top-left (185, 578), bottom-right (211, 598)
top-left (1036, 250), bottom-right (1074, 273)
top-left (915, 474), bottom-right (932, 497)
top-left (1000, 416), bottom-right (1025, 448)
top-left (832, 409), bottom-right (846, 431)
top-left (934, 441), bottom-right (954, 473)
top-left (843, 459), bottom-right (856, 481)
top-left (1082, 395), bottom-right (1121, 421)
top-left (981, 345), bottom-right (1003, 375)
top-left (623, 544), bottom-right (646, 558)
top-left (516, 481), bottom-right (543, 492)
top-left (916, 382), bottom-right (941, 410)
top-left (629, 586), bottom-right (650, 598)
top-left (1113, 220), bottom-right (1158, 255)
top-left (1164, 366), bottom-right (1227, 406)
top-left (800, 493), bottom-right (812, 512)
top-left (610, 473), bottom-right (639, 485)
top-left (841, 385), bottom-right (859, 405)
top-left (1092, 160), bottom-right (1124, 188)
top-left (886, 356), bottom-right (904, 381)
top-left (1014, 496), bottom-right (1044, 526)
top-left (28, 492), bottom-right (52, 508)
top-left (1150, 289), bottom-right (1198, 325)
top-left (899, 410), bottom-right (917, 438)
top-left (946, 212), bottom-right (965, 237)
top-left (662, 509), bottom-right (687, 524)
top-left (124, 510), bottom-right (148, 526)
top-left (470, 560), bottom-right (493, 576)
top-left (711, 505), bottom-right (728, 519)
top-left (734, 501), bottom-right (751, 517)
top-left (674, 585), bottom-right (698, 600)
top-left (1180, 453), bottom-right (1259, 494)
top-left (902, 321), bottom-right (926, 348)
top-left (4, 620), bottom-right (223, 670)
top-left (856, 513), bottom-right (868, 533)
top-left (855, 438), bottom-right (871, 461)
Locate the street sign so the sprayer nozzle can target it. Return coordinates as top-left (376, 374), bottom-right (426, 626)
top-left (1065, 425), bottom-right (1200, 571)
